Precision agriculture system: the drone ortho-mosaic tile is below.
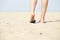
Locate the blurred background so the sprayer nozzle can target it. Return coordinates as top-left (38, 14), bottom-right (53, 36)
top-left (0, 0), bottom-right (60, 12)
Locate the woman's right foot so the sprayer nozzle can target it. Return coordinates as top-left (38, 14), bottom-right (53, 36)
top-left (37, 20), bottom-right (46, 23)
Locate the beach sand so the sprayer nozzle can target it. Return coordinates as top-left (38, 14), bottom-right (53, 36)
top-left (0, 12), bottom-right (60, 40)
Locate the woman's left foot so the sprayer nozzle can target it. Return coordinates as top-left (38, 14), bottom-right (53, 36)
top-left (30, 14), bottom-right (36, 23)
top-left (30, 20), bottom-right (36, 23)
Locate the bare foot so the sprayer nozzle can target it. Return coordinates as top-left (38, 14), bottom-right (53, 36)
top-left (30, 20), bottom-right (36, 23)
top-left (30, 14), bottom-right (36, 23)
top-left (30, 14), bottom-right (35, 20)
top-left (37, 20), bottom-right (46, 23)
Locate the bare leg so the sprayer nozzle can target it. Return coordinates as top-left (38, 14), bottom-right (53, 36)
top-left (30, 0), bottom-right (37, 21)
top-left (40, 0), bottom-right (48, 23)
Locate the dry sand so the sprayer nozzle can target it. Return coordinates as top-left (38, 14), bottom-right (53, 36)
top-left (0, 12), bottom-right (60, 40)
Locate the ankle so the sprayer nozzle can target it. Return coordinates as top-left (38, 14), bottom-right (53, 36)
top-left (30, 14), bottom-right (35, 20)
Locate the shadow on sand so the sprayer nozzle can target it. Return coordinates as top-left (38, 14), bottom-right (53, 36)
top-left (46, 19), bottom-right (60, 23)
top-left (36, 19), bottom-right (60, 24)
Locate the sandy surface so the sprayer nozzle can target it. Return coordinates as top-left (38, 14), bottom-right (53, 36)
top-left (0, 12), bottom-right (60, 40)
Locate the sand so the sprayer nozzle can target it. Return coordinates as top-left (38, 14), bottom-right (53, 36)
top-left (0, 12), bottom-right (60, 40)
